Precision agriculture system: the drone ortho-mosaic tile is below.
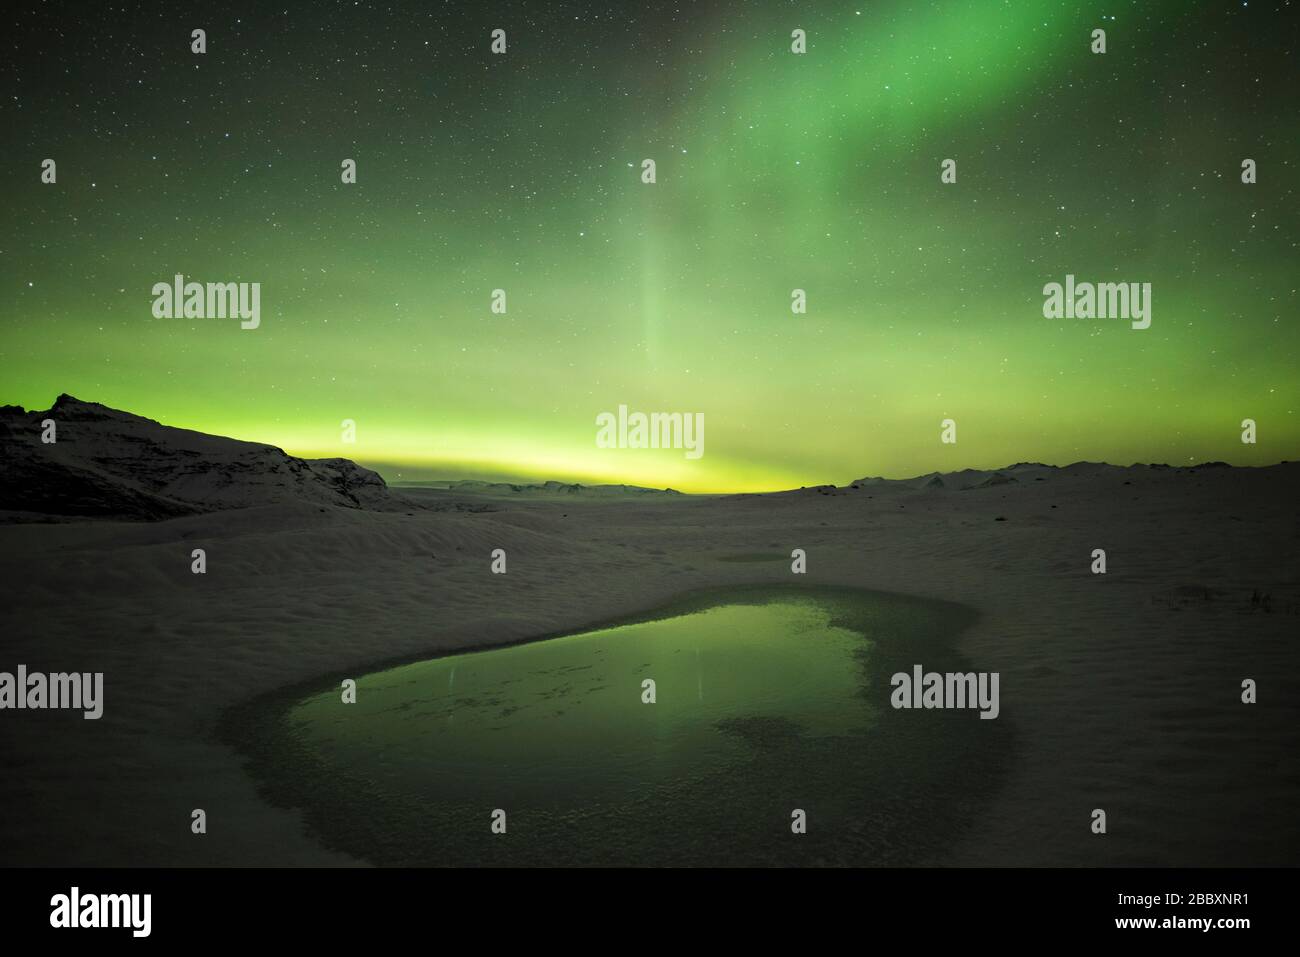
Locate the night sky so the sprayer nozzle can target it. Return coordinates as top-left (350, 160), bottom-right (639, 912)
top-left (4, 1), bottom-right (1296, 492)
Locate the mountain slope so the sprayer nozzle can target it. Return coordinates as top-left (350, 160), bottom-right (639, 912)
top-left (0, 395), bottom-right (390, 520)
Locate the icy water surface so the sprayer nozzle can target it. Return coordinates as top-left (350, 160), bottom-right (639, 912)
top-left (239, 587), bottom-right (1009, 865)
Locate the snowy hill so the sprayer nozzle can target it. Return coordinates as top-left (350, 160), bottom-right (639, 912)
top-left (0, 395), bottom-right (390, 520)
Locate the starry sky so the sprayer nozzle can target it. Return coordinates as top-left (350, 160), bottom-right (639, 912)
top-left (3, 1), bottom-right (1297, 492)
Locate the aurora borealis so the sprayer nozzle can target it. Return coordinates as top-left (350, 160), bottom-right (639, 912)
top-left (4, 1), bottom-right (1296, 492)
